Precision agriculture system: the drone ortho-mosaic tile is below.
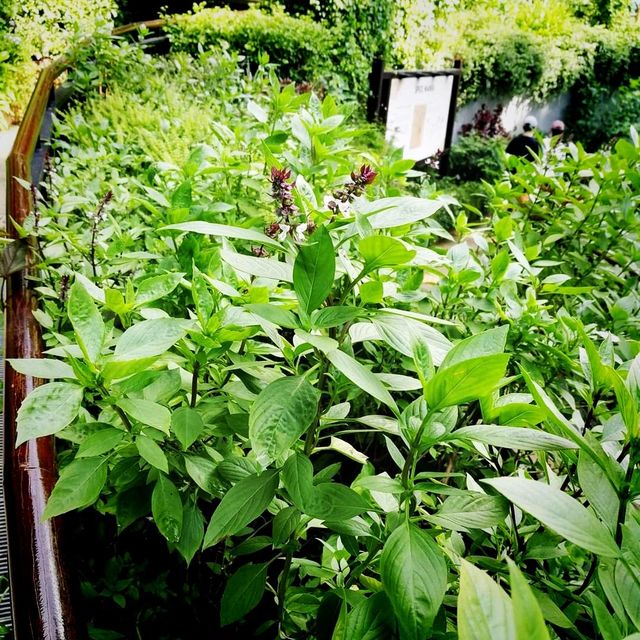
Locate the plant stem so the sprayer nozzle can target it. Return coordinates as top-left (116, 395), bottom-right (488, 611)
top-left (401, 414), bottom-right (432, 489)
top-left (277, 549), bottom-right (293, 637)
top-left (575, 556), bottom-right (598, 596)
top-left (304, 354), bottom-right (329, 455)
top-left (190, 360), bottom-right (200, 408)
top-left (615, 440), bottom-right (638, 545)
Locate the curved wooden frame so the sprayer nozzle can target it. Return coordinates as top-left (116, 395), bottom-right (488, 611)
top-left (4, 20), bottom-right (164, 639)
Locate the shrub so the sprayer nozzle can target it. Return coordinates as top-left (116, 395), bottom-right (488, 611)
top-left (10, 34), bottom-right (640, 638)
top-left (166, 7), bottom-right (334, 87)
top-left (388, 0), bottom-right (640, 106)
top-left (571, 78), bottom-right (640, 149)
top-left (0, 0), bottom-right (116, 126)
top-left (279, 0), bottom-right (395, 101)
top-left (441, 133), bottom-right (506, 182)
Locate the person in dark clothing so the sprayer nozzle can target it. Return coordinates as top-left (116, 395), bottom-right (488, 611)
top-left (506, 115), bottom-right (542, 161)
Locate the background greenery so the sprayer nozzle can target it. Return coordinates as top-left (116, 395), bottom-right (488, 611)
top-left (1, 0), bottom-right (639, 144)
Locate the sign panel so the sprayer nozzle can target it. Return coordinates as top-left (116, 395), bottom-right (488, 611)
top-left (384, 74), bottom-right (455, 161)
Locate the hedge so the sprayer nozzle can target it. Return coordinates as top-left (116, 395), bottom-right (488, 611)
top-left (166, 8), bottom-right (334, 87)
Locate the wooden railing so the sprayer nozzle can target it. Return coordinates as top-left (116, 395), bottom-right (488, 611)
top-left (3, 21), bottom-right (165, 639)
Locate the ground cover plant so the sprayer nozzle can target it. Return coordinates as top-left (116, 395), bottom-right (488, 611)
top-left (7, 30), bottom-right (640, 640)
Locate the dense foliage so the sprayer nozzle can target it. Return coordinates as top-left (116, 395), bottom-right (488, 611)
top-left (0, 0), bottom-right (115, 126)
top-left (391, 0), bottom-right (640, 105)
top-left (7, 33), bottom-right (640, 639)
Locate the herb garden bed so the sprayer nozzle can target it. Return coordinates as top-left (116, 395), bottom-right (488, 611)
top-left (3, 21), bottom-right (640, 640)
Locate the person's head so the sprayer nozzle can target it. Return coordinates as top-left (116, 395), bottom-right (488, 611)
top-left (523, 115), bottom-right (538, 133)
top-left (551, 119), bottom-right (565, 137)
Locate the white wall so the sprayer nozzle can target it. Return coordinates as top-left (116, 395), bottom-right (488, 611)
top-left (452, 92), bottom-right (571, 142)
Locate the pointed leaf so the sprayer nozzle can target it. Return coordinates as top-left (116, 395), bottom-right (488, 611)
top-left (203, 470), bottom-right (279, 548)
top-left (172, 407), bottom-right (205, 450)
top-left (16, 382), bottom-right (84, 446)
top-left (293, 226), bottom-right (335, 314)
top-left (220, 563), bottom-right (268, 626)
top-left (425, 354), bottom-right (510, 410)
top-left (358, 235), bottom-right (415, 270)
top-left (458, 559), bottom-right (514, 640)
top-left (136, 435), bottom-right (169, 473)
top-left (69, 280), bottom-right (104, 363)
top-left (162, 221), bottom-right (282, 248)
top-left (343, 592), bottom-right (394, 640)
top-left (177, 501), bottom-right (204, 565)
top-left (114, 318), bottom-right (190, 361)
top-left (43, 457), bottom-right (108, 519)
top-left (452, 425), bottom-right (577, 451)
top-left (483, 477), bottom-right (619, 557)
top-left (152, 473), bottom-right (183, 543)
top-left (441, 326), bottom-right (508, 369)
top-left (508, 559), bottom-right (550, 640)
top-left (327, 349), bottom-right (397, 412)
top-left (380, 522), bottom-right (447, 638)
top-left (77, 428), bottom-right (125, 458)
top-left (249, 377), bottom-right (320, 466)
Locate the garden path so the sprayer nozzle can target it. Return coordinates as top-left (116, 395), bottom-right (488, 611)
top-left (0, 127), bottom-right (18, 230)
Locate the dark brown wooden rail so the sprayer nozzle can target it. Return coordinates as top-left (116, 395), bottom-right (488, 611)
top-left (3, 20), bottom-right (164, 639)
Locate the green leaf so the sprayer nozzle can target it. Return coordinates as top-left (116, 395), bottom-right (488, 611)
top-left (425, 354), bottom-right (510, 410)
top-left (425, 493), bottom-right (508, 531)
top-left (118, 399), bottom-right (171, 434)
top-left (221, 249), bottom-right (293, 282)
top-left (311, 306), bottom-right (362, 329)
top-left (358, 235), bottom-right (416, 270)
top-left (590, 594), bottom-right (623, 640)
top-left (136, 435), bottom-right (169, 474)
top-left (162, 221), bottom-right (282, 249)
top-left (380, 522), bottom-right (447, 638)
top-left (249, 376), bottom-right (320, 466)
top-left (272, 506), bottom-right (300, 546)
top-left (360, 280), bottom-right (383, 304)
top-left (220, 562), bottom-right (268, 626)
top-left (246, 303), bottom-right (299, 329)
top-left (203, 470), bottom-right (279, 548)
top-left (482, 477), bottom-right (619, 557)
top-left (171, 179), bottom-right (192, 208)
top-left (372, 313), bottom-right (452, 366)
top-left (308, 483), bottom-right (370, 520)
top-left (76, 428), bottom-right (125, 458)
top-left (615, 560), bottom-right (640, 629)
top-left (577, 448), bottom-right (619, 533)
top-left (362, 196), bottom-right (442, 229)
top-left (151, 473), bottom-right (183, 543)
top-left (458, 559), bottom-right (514, 640)
top-left (43, 457), bottom-right (108, 519)
top-left (343, 592), bottom-right (394, 640)
top-left (520, 367), bottom-right (617, 485)
top-left (451, 425), bottom-right (577, 451)
top-left (16, 382), bottom-right (84, 446)
top-left (171, 407), bottom-right (204, 450)
top-left (507, 559), bottom-right (550, 640)
top-left (184, 455), bottom-right (218, 494)
top-left (136, 273), bottom-right (184, 305)
top-left (326, 349), bottom-right (397, 413)
top-left (8, 358), bottom-right (75, 379)
top-left (192, 264), bottom-right (214, 326)
top-left (281, 452), bottom-right (314, 511)
top-left (176, 501), bottom-right (204, 566)
top-left (68, 280), bottom-right (104, 363)
top-left (440, 326), bottom-right (509, 369)
top-left (293, 226), bottom-right (335, 314)
top-left (114, 318), bottom-right (190, 361)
